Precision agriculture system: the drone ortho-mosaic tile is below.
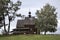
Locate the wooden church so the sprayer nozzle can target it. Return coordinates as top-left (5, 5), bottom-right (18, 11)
top-left (13, 12), bottom-right (37, 34)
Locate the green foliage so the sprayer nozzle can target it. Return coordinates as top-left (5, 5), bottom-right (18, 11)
top-left (6, 0), bottom-right (21, 33)
top-left (0, 0), bottom-right (21, 34)
top-left (36, 4), bottom-right (57, 34)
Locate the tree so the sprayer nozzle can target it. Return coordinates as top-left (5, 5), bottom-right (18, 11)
top-left (36, 4), bottom-right (57, 35)
top-left (0, 0), bottom-right (21, 34)
top-left (6, 0), bottom-right (21, 34)
top-left (0, 0), bottom-right (9, 33)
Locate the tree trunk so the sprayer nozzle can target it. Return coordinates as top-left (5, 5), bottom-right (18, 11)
top-left (44, 31), bottom-right (46, 35)
top-left (37, 29), bottom-right (40, 34)
top-left (3, 14), bottom-right (7, 34)
top-left (7, 13), bottom-right (10, 34)
top-left (8, 20), bottom-right (10, 34)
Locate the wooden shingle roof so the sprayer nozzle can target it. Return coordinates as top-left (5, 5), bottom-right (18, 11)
top-left (16, 17), bottom-right (35, 28)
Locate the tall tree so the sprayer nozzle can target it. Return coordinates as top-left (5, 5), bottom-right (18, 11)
top-left (36, 4), bottom-right (57, 35)
top-left (7, 0), bottom-right (21, 34)
top-left (0, 0), bottom-right (9, 33)
top-left (0, 0), bottom-right (21, 34)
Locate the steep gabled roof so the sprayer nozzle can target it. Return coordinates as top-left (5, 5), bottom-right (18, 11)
top-left (16, 20), bottom-right (24, 28)
top-left (16, 17), bottom-right (36, 28)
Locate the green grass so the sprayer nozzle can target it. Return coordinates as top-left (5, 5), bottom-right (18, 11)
top-left (0, 34), bottom-right (60, 40)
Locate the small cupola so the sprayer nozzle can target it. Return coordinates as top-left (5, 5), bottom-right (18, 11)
top-left (28, 11), bottom-right (31, 18)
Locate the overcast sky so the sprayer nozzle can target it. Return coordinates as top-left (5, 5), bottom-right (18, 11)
top-left (0, 0), bottom-right (60, 34)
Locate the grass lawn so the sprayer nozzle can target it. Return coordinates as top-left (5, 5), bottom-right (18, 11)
top-left (0, 34), bottom-right (60, 40)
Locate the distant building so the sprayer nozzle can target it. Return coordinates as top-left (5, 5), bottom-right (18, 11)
top-left (13, 12), bottom-right (37, 34)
